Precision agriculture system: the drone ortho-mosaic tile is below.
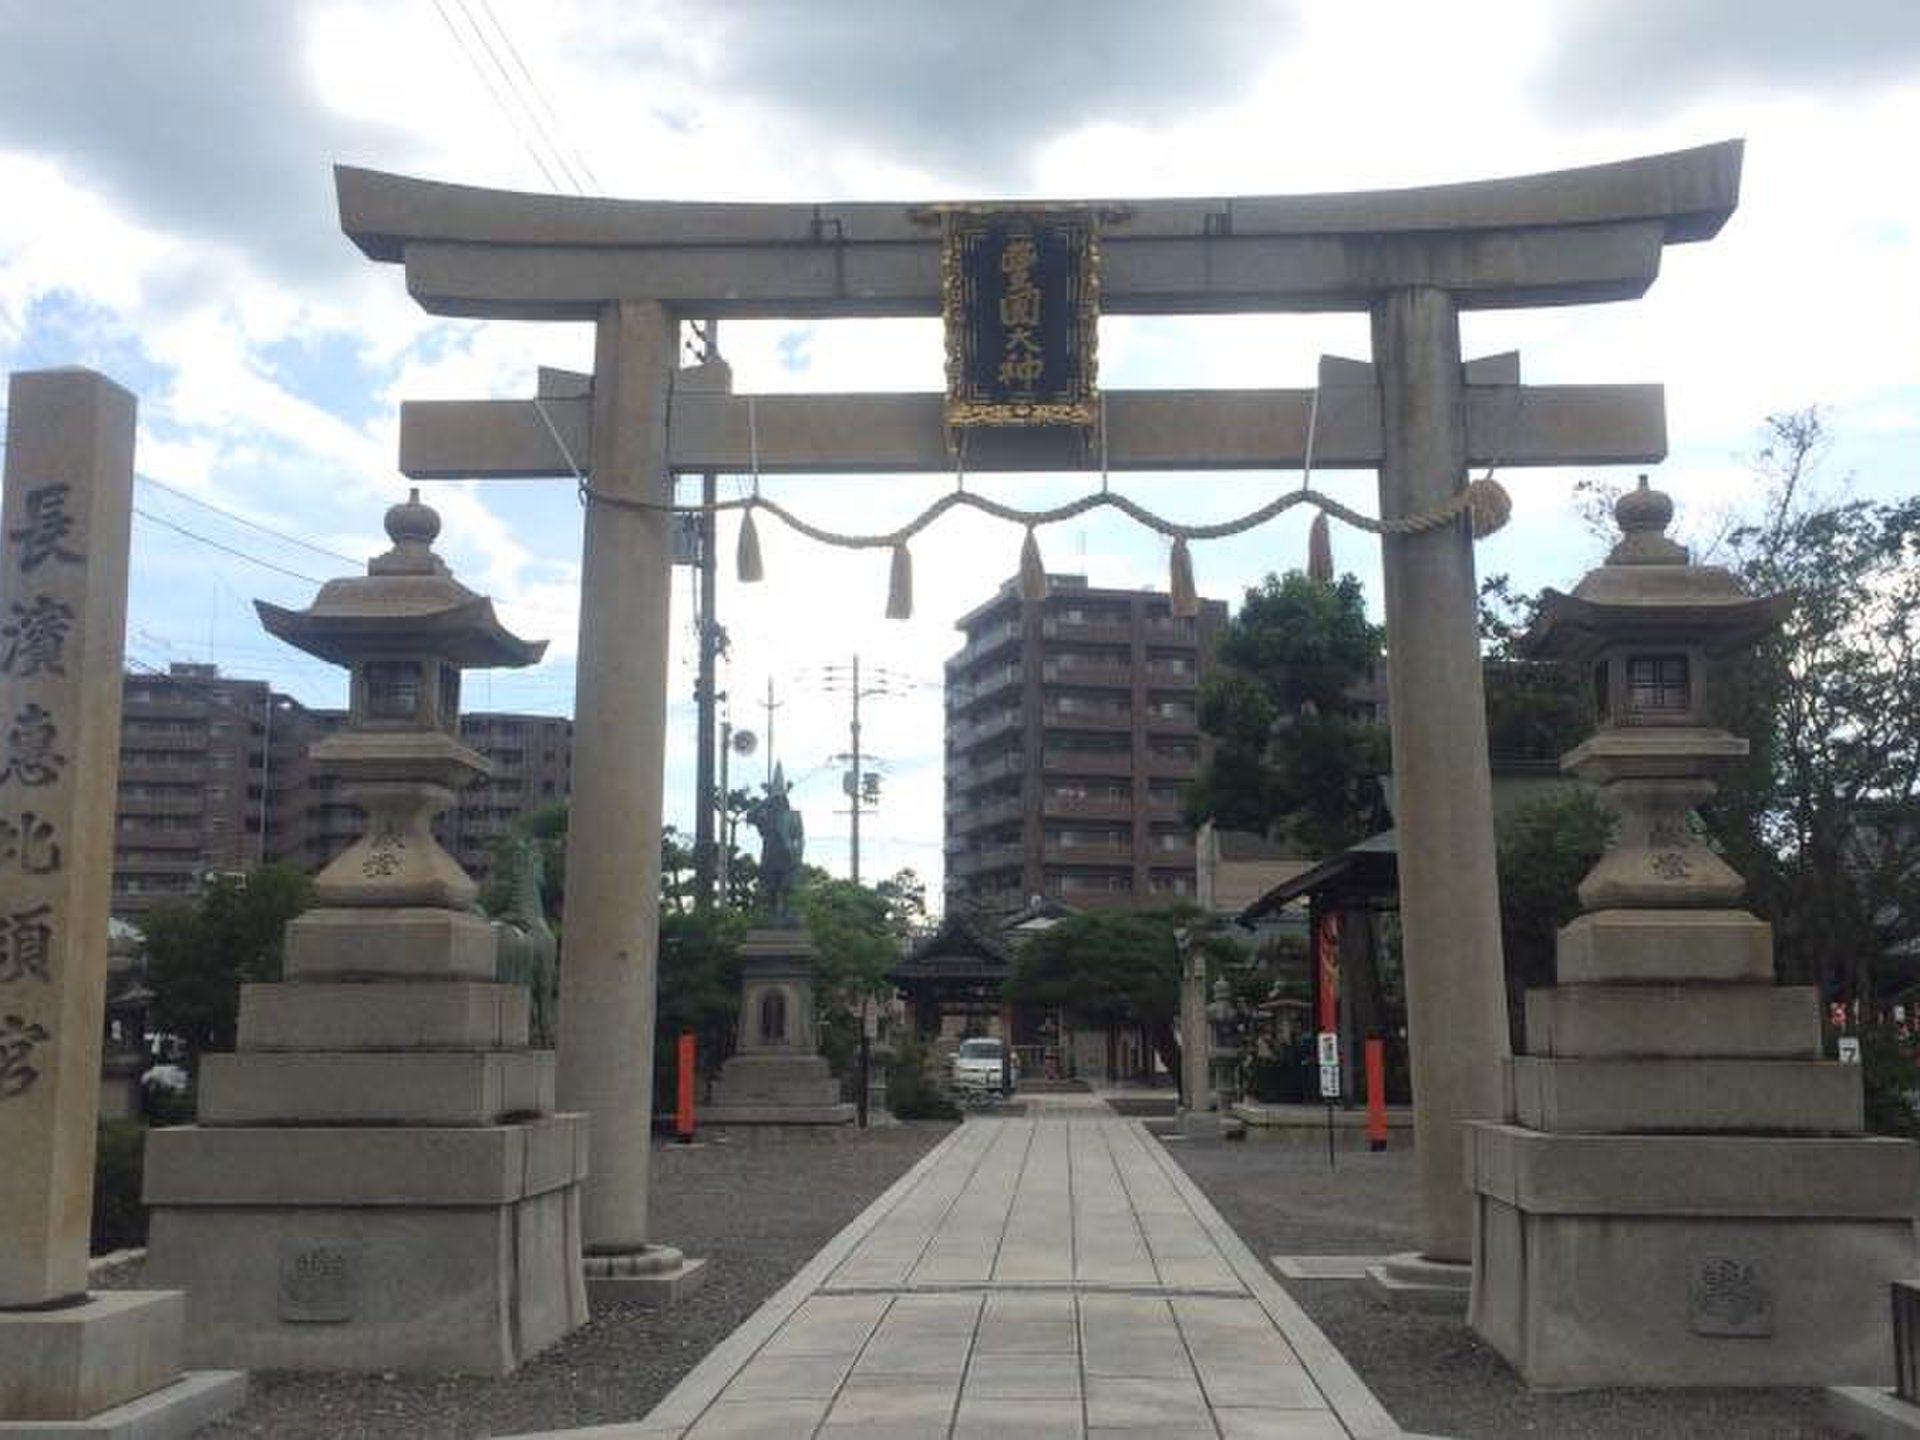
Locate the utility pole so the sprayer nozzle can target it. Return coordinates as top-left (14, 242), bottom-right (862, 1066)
top-left (760, 677), bottom-right (782, 787)
top-left (821, 658), bottom-right (911, 885)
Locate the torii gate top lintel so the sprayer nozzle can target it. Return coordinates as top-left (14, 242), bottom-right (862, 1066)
top-left (336, 139), bottom-right (1741, 321)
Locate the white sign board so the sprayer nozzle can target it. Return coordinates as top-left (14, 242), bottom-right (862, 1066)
top-left (1837, 1036), bottom-right (1862, 1064)
top-left (1319, 1063), bottom-right (1342, 1099)
top-left (1317, 1031), bottom-right (1340, 1067)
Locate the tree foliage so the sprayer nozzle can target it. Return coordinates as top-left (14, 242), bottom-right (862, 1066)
top-left (1704, 410), bottom-right (1920, 1008)
top-left (144, 863), bottom-right (313, 1057)
top-left (1005, 909), bottom-right (1196, 1076)
top-left (1187, 571), bottom-right (1389, 852)
top-left (1495, 789), bottom-right (1614, 1044)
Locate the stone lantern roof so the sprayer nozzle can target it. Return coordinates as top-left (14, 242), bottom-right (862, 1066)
top-left (1520, 476), bottom-right (1789, 663)
top-left (254, 489), bottom-right (546, 668)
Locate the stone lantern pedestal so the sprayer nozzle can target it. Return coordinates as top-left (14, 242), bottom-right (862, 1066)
top-left (1467, 478), bottom-right (1919, 1388)
top-left (142, 494), bottom-right (588, 1375)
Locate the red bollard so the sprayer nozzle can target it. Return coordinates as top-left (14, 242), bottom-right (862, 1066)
top-left (1364, 1038), bottom-right (1388, 1152)
top-left (675, 1031), bottom-right (696, 1142)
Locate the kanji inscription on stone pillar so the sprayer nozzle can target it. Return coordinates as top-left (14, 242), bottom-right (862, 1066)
top-left (0, 369), bottom-right (134, 1308)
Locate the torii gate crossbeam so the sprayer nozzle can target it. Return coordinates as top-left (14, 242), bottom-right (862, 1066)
top-left (337, 140), bottom-right (1741, 1283)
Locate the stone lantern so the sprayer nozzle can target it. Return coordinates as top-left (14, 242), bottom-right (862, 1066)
top-left (1464, 475), bottom-right (1917, 1390)
top-left (1524, 475), bottom-right (1788, 913)
top-left (255, 489), bottom-right (542, 910)
top-left (143, 492), bottom-right (589, 1376)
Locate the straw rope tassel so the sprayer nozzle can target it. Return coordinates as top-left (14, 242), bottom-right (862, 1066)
top-left (886, 540), bottom-right (913, 620)
top-left (736, 504), bottom-right (765, 582)
top-left (1018, 527), bottom-right (1047, 601)
top-left (1169, 536), bottom-right (1198, 618)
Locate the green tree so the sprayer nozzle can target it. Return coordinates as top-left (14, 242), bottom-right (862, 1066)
top-left (797, 874), bottom-right (897, 1013)
top-left (1495, 789), bottom-right (1614, 1046)
top-left (1187, 571), bottom-right (1389, 853)
top-left (655, 905), bottom-right (745, 1091)
top-left (1704, 410), bottom-right (1920, 1010)
top-left (1004, 909), bottom-right (1191, 1077)
top-left (144, 863), bottom-right (313, 1059)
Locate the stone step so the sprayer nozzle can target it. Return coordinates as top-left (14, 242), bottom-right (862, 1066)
top-left (1466, 1122), bottom-right (1920, 1218)
top-left (1557, 909), bottom-right (1773, 985)
top-left (282, 906), bottom-right (499, 982)
top-left (1524, 985), bottom-right (1821, 1059)
top-left (144, 1114), bottom-right (587, 1206)
top-left (196, 1050), bottom-right (555, 1126)
top-left (1509, 1056), bottom-right (1862, 1135)
top-left (237, 980), bottom-right (531, 1051)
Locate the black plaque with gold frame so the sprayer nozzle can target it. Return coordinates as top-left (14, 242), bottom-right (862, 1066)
top-left (942, 208), bottom-right (1099, 429)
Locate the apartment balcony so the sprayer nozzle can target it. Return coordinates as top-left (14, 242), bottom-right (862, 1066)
top-left (959, 753), bottom-right (1025, 789)
top-left (951, 662), bottom-right (1022, 705)
top-left (1041, 661), bottom-right (1131, 688)
top-left (116, 792), bottom-right (204, 817)
top-left (1146, 752), bottom-right (1198, 777)
top-left (951, 795), bottom-right (1025, 836)
top-left (111, 824), bottom-right (201, 850)
top-left (951, 621), bottom-right (1023, 671)
top-left (118, 759), bottom-right (207, 784)
top-left (1042, 707), bottom-right (1131, 732)
top-left (1041, 794), bottom-right (1133, 822)
top-left (122, 696), bottom-right (211, 719)
top-left (1041, 749), bottom-right (1134, 778)
top-left (1144, 709), bottom-right (1198, 732)
top-left (949, 844), bottom-right (1026, 879)
top-left (1043, 840), bottom-right (1134, 865)
top-left (1144, 664), bottom-right (1198, 689)
top-left (1143, 619), bottom-right (1198, 643)
top-left (962, 708), bottom-right (1023, 750)
top-left (1041, 617), bottom-right (1134, 646)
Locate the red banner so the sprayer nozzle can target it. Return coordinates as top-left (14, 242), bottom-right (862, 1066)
top-left (1316, 911), bottom-right (1341, 1034)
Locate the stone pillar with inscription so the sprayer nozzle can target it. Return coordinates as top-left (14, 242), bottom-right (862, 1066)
top-left (0, 369), bottom-right (245, 1433)
top-left (142, 492), bottom-right (589, 1375)
top-left (1466, 478), bottom-right (1920, 1387)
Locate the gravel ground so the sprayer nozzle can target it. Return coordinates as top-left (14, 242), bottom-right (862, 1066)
top-left (1159, 1124), bottom-right (1852, 1440)
top-left (144, 1122), bottom-right (952, 1439)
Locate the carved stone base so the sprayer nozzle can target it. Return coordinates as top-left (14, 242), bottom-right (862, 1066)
top-left (144, 1118), bottom-right (589, 1375)
top-left (582, 1248), bottom-right (709, 1309)
top-left (1468, 1124), bottom-right (1917, 1388)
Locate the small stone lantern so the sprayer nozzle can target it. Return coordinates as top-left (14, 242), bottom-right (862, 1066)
top-left (255, 490), bottom-right (544, 908)
top-left (1522, 476), bottom-right (1790, 910)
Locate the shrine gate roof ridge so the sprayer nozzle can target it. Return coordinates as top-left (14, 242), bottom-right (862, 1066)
top-left (336, 140), bottom-right (1741, 321)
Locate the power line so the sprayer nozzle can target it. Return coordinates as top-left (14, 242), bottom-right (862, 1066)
top-left (133, 506), bottom-right (324, 585)
top-left (429, 0), bottom-right (567, 193)
top-left (472, 0), bottom-right (601, 192)
top-left (136, 473), bottom-right (364, 566)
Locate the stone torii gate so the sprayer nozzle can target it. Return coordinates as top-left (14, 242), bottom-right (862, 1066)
top-left (336, 141), bottom-right (1740, 1279)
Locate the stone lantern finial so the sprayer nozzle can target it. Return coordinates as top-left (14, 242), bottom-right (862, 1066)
top-left (371, 487), bottom-right (448, 577)
top-left (1607, 474), bottom-right (1688, 566)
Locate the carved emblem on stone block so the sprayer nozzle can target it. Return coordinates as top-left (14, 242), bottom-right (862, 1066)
top-left (279, 1242), bottom-right (359, 1323)
top-left (1690, 1254), bottom-right (1772, 1336)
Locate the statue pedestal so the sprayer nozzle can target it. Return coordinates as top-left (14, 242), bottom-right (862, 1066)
top-left (704, 928), bottom-right (853, 1126)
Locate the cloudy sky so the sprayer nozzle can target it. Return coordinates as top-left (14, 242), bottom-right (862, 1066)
top-left (1, 0), bottom-right (1914, 905)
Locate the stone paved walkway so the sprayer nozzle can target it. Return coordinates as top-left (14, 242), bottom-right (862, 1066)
top-left (516, 1096), bottom-right (1410, 1439)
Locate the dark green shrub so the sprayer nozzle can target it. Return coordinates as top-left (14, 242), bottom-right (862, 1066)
top-left (92, 1119), bottom-right (148, 1252)
top-left (1859, 1024), bottom-right (1919, 1136)
top-left (886, 1031), bottom-right (958, 1120)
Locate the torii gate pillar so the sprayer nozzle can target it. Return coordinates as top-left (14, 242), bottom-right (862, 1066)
top-left (1373, 288), bottom-right (1509, 1265)
top-left (558, 302), bottom-right (691, 1289)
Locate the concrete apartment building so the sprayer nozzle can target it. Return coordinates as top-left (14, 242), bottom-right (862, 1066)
top-left (112, 663), bottom-right (571, 915)
top-left (944, 576), bottom-right (1228, 914)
